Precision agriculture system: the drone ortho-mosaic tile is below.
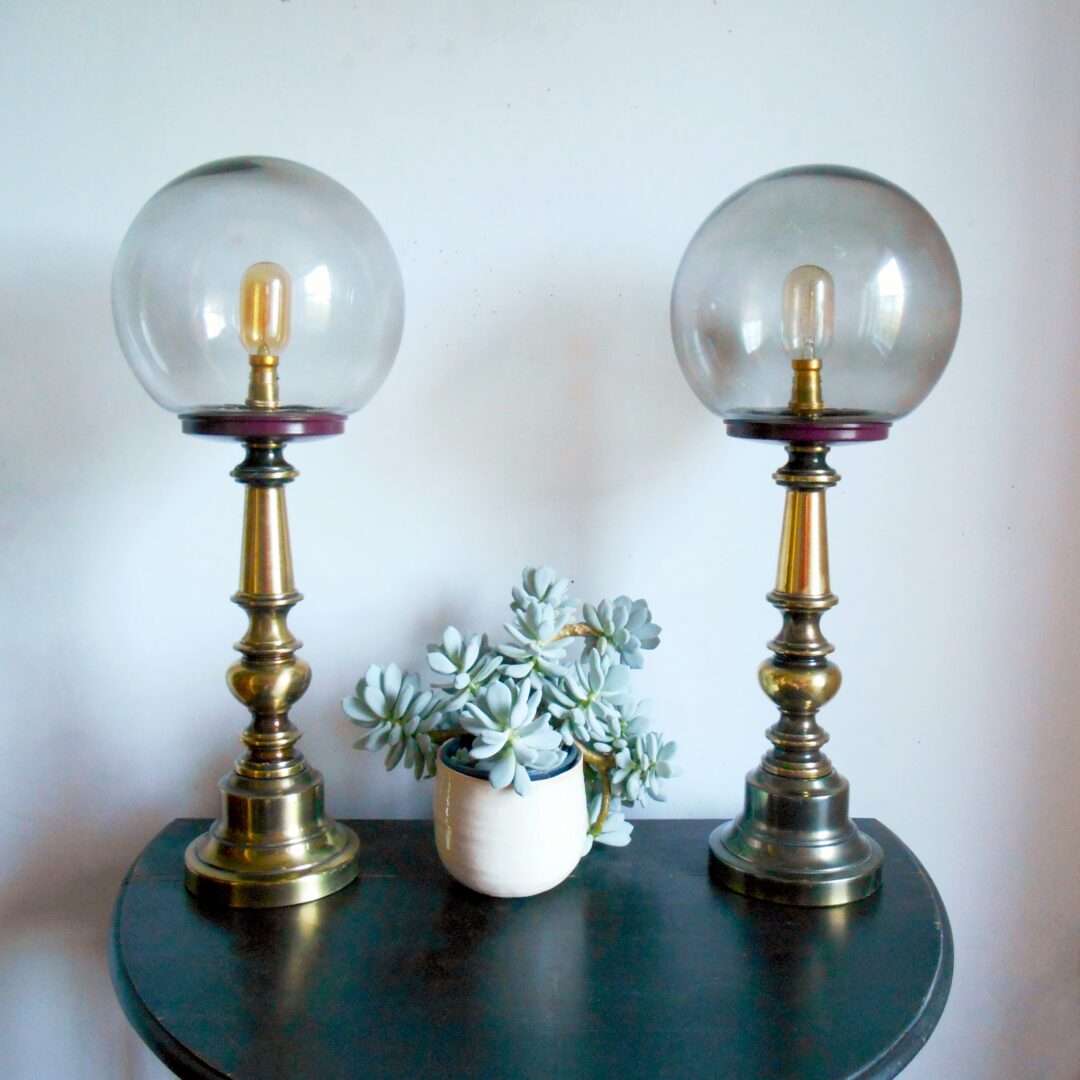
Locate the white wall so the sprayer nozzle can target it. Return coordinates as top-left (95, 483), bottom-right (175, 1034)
top-left (1, 3), bottom-right (1077, 1077)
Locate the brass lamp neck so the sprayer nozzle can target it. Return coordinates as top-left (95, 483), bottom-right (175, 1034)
top-left (246, 351), bottom-right (280, 410)
top-left (789, 357), bottom-right (823, 417)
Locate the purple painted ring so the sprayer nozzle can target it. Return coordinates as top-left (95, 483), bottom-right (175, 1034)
top-left (180, 409), bottom-right (347, 440)
top-left (724, 416), bottom-right (891, 444)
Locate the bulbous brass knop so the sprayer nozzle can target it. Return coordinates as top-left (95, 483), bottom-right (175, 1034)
top-left (758, 657), bottom-right (841, 715)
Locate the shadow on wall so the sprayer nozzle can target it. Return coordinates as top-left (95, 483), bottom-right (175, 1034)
top-left (0, 249), bottom-right (232, 1079)
top-left (0, 731), bottom-right (225, 1080)
top-left (311, 263), bottom-right (716, 807)
top-left (412, 265), bottom-right (704, 517)
top-left (989, 404), bottom-right (1080, 1070)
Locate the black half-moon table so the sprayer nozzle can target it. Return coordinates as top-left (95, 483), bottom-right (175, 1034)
top-left (110, 819), bottom-right (952, 1080)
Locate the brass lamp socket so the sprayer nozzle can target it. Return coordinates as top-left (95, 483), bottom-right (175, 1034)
top-left (246, 353), bottom-right (280, 410)
top-left (789, 358), bottom-right (823, 417)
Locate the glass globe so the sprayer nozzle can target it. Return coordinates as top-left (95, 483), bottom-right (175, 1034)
top-left (671, 165), bottom-right (961, 422)
top-left (112, 156), bottom-right (404, 414)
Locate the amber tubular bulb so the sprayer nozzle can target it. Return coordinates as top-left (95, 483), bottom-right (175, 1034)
top-left (240, 262), bottom-right (291, 409)
top-left (240, 261), bottom-right (292, 355)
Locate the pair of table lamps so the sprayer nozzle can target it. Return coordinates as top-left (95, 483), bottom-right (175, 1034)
top-left (112, 158), bottom-right (960, 909)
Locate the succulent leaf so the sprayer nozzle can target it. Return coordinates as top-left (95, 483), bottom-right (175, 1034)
top-left (586, 793), bottom-right (634, 848)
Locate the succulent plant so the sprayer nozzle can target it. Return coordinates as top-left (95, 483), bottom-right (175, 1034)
top-left (583, 793), bottom-right (634, 853)
top-left (546, 651), bottom-right (631, 750)
top-left (427, 626), bottom-right (503, 710)
top-left (583, 596), bottom-right (661, 670)
top-left (460, 679), bottom-right (567, 796)
top-left (499, 600), bottom-right (572, 683)
top-left (610, 731), bottom-right (682, 804)
top-left (346, 566), bottom-right (678, 850)
top-left (343, 663), bottom-right (440, 779)
top-left (613, 699), bottom-right (654, 744)
top-left (511, 565), bottom-right (575, 620)
top-left (558, 695), bottom-right (654, 756)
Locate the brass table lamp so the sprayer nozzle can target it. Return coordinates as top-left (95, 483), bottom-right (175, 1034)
top-left (671, 165), bottom-right (961, 906)
top-left (112, 157), bottom-right (405, 907)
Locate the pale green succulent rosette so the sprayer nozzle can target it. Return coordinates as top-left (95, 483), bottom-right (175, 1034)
top-left (343, 663), bottom-right (440, 779)
top-left (582, 596), bottom-right (661, 670)
top-left (499, 599), bottom-right (572, 684)
top-left (427, 626), bottom-right (503, 710)
top-left (582, 793), bottom-right (633, 852)
top-left (546, 651), bottom-right (632, 751)
top-left (610, 730), bottom-right (682, 804)
top-left (460, 679), bottom-right (567, 797)
top-left (511, 565), bottom-right (576, 622)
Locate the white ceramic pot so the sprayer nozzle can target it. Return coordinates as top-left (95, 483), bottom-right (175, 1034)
top-left (433, 740), bottom-right (588, 898)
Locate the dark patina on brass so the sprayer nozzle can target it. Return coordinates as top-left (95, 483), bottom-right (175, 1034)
top-left (709, 440), bottom-right (883, 906)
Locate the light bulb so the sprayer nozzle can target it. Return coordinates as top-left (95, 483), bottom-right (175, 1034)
top-left (782, 264), bottom-right (834, 360)
top-left (240, 262), bottom-right (291, 409)
top-left (240, 261), bottom-right (291, 356)
top-left (782, 264), bottom-right (834, 416)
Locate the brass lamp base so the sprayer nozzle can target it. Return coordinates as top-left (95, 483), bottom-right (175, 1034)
top-left (708, 767), bottom-right (882, 907)
top-left (185, 764), bottom-right (359, 908)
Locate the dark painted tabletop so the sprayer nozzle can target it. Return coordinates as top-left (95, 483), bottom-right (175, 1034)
top-left (111, 819), bottom-right (951, 1080)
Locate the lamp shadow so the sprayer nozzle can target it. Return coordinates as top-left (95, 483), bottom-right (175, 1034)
top-left (311, 266), bottom-right (724, 810)
top-left (0, 732), bottom-right (227, 1080)
top-left (0, 250), bottom-right (267, 1079)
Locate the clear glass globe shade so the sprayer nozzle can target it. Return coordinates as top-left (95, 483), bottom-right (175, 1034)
top-left (112, 157), bottom-right (404, 414)
top-left (671, 165), bottom-right (961, 422)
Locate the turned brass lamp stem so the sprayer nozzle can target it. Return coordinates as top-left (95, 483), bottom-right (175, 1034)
top-left (708, 439), bottom-right (883, 907)
top-left (184, 435), bottom-right (359, 907)
top-left (227, 440), bottom-right (309, 778)
top-left (759, 443), bottom-right (839, 780)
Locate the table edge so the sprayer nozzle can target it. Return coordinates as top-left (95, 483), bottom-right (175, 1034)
top-left (110, 822), bottom-right (227, 1080)
top-left (853, 820), bottom-right (955, 1080)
